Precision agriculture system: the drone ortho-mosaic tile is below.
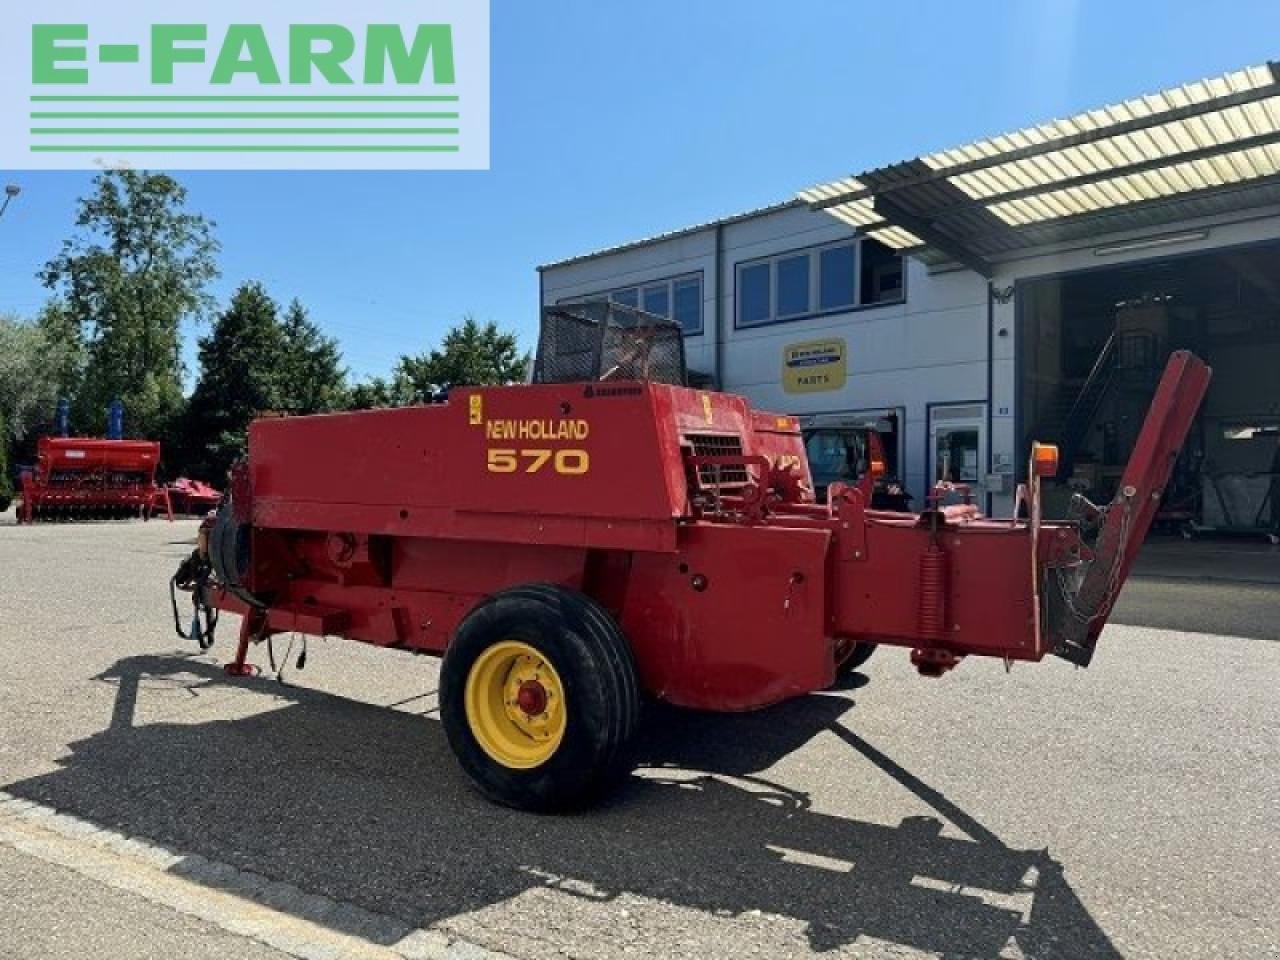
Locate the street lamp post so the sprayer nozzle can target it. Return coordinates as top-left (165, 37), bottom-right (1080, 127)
top-left (0, 184), bottom-right (20, 219)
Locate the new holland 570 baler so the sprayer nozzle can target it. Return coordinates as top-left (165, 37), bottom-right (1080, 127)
top-left (173, 305), bottom-right (1210, 811)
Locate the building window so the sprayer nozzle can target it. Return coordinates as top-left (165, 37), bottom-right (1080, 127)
top-left (672, 276), bottom-right (701, 334)
top-left (739, 262), bottom-right (771, 326)
top-left (610, 287), bottom-right (639, 309)
top-left (776, 254), bottom-right (811, 318)
top-left (562, 273), bottom-right (704, 336)
top-left (642, 283), bottom-right (669, 318)
top-left (819, 243), bottom-right (856, 311)
top-left (736, 237), bottom-right (904, 328)
top-left (860, 237), bottom-right (904, 304)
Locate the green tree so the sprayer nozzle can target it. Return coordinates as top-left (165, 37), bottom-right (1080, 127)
top-left (39, 170), bottom-right (219, 438)
top-left (0, 312), bottom-right (78, 447)
top-left (277, 299), bottom-right (348, 413)
top-left (393, 316), bottom-right (527, 403)
top-left (347, 376), bottom-right (395, 410)
top-left (0, 410), bottom-right (11, 513)
top-left (181, 282), bottom-right (285, 481)
top-left (35, 300), bottom-right (87, 406)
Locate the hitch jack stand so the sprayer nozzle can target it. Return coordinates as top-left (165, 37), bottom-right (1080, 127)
top-left (225, 609), bottom-right (266, 677)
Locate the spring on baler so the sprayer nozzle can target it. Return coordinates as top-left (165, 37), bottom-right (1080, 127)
top-left (917, 541), bottom-right (948, 641)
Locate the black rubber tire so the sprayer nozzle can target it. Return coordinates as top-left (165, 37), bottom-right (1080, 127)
top-left (838, 641), bottom-right (877, 675)
top-left (440, 584), bottom-right (641, 812)
top-left (209, 499), bottom-right (262, 608)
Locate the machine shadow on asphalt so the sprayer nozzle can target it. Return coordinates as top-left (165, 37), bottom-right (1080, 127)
top-left (6, 653), bottom-right (1121, 959)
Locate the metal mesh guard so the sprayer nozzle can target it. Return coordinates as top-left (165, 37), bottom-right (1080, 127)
top-left (533, 301), bottom-right (687, 386)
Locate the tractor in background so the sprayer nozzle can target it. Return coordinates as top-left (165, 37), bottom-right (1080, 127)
top-left (799, 412), bottom-right (912, 511)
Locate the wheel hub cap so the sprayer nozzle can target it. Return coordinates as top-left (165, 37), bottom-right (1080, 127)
top-left (464, 640), bottom-right (567, 769)
top-left (515, 679), bottom-right (548, 717)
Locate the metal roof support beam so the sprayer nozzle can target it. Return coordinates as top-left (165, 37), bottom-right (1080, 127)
top-left (872, 195), bottom-right (994, 277)
top-left (809, 68), bottom-right (1280, 211)
top-left (928, 127), bottom-right (1280, 222)
top-left (929, 169), bottom-right (1280, 249)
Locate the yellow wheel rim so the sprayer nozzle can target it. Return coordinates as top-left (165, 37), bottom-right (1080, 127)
top-left (464, 640), bottom-right (567, 769)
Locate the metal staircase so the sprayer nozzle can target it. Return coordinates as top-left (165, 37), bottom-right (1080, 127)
top-left (1060, 332), bottom-right (1122, 476)
top-left (1035, 332), bottom-right (1118, 478)
top-left (1037, 330), bottom-right (1167, 480)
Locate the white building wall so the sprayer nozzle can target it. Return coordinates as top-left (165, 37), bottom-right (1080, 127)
top-left (716, 207), bottom-right (988, 503)
top-left (542, 205), bottom-right (991, 506)
top-left (542, 199), bottom-right (1280, 515)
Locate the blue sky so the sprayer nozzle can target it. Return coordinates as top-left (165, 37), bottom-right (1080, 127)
top-left (1, 0), bottom-right (1277, 382)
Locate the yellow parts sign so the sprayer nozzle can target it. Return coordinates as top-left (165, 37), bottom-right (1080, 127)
top-left (783, 339), bottom-right (847, 394)
top-left (469, 394), bottom-right (483, 426)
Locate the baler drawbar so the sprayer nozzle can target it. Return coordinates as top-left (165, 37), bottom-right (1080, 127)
top-left (171, 310), bottom-right (1209, 811)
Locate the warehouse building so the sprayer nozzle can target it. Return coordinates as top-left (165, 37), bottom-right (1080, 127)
top-left (539, 62), bottom-right (1280, 535)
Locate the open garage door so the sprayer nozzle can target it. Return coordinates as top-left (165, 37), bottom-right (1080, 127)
top-left (1018, 239), bottom-right (1280, 538)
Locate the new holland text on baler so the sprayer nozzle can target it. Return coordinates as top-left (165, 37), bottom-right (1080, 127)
top-left (172, 304), bottom-right (1210, 811)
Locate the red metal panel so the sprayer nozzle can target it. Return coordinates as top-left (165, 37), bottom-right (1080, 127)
top-left (621, 523), bottom-right (833, 711)
top-left (261, 580), bottom-right (470, 649)
top-left (246, 532), bottom-right (589, 651)
top-left (39, 437), bottom-right (160, 473)
top-left (457, 383), bottom-right (681, 522)
top-left (831, 518), bottom-right (1040, 660)
top-left (265, 603), bottom-right (349, 636)
top-left (248, 384), bottom-right (685, 553)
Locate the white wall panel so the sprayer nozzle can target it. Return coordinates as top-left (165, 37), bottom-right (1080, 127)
top-left (541, 192), bottom-right (1280, 512)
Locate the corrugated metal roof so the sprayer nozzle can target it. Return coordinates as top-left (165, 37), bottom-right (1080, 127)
top-left (799, 62), bottom-right (1280, 274)
top-left (537, 198), bottom-right (803, 271)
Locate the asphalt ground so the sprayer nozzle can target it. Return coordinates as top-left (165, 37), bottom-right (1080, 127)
top-left (0, 511), bottom-right (1276, 959)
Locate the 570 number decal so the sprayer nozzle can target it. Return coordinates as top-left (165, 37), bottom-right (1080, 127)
top-left (487, 448), bottom-right (590, 475)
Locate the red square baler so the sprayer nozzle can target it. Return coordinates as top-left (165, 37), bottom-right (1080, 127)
top-left (173, 307), bottom-right (1210, 810)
